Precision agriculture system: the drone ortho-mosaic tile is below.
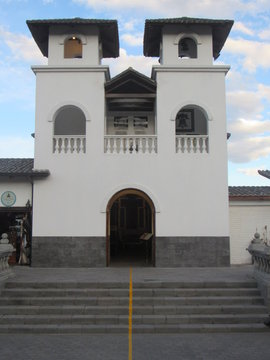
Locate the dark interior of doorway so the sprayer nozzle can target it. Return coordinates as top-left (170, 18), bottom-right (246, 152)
top-left (110, 194), bottom-right (153, 267)
top-left (0, 210), bottom-right (31, 265)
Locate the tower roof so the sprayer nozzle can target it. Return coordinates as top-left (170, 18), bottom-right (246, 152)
top-left (143, 17), bottom-right (234, 59)
top-left (27, 18), bottom-right (119, 58)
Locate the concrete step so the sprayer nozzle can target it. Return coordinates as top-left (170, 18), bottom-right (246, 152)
top-left (0, 323), bottom-right (268, 334)
top-left (0, 314), bottom-right (267, 325)
top-left (1, 287), bottom-right (261, 298)
top-left (1, 279), bottom-right (268, 334)
top-left (0, 296), bottom-right (264, 306)
top-left (0, 304), bottom-right (267, 316)
top-left (4, 281), bottom-right (258, 289)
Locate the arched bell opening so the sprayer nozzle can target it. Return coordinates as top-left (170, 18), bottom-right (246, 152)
top-left (106, 189), bottom-right (155, 267)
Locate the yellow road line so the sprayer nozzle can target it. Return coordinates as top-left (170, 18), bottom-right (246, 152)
top-left (129, 267), bottom-right (133, 360)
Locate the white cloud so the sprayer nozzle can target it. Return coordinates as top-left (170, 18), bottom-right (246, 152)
top-left (0, 136), bottom-right (34, 158)
top-left (227, 83), bottom-right (270, 122)
top-left (227, 82), bottom-right (270, 164)
top-left (227, 90), bottom-right (263, 120)
top-left (259, 28), bottom-right (270, 40)
top-left (229, 118), bottom-right (270, 136)
top-left (103, 48), bottom-right (158, 77)
top-left (224, 38), bottom-right (270, 72)
top-left (233, 22), bottom-right (254, 36)
top-left (258, 84), bottom-right (270, 102)
top-left (122, 20), bottom-right (137, 31)
top-left (228, 136), bottom-right (270, 163)
top-left (72, 0), bottom-right (269, 17)
top-left (237, 167), bottom-right (265, 177)
top-left (0, 26), bottom-right (46, 64)
top-left (121, 33), bottom-right (143, 47)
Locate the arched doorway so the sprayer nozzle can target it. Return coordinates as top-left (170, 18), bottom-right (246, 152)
top-left (106, 189), bottom-right (155, 267)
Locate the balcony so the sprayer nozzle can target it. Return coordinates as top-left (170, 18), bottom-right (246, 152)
top-left (176, 135), bottom-right (209, 154)
top-left (104, 135), bottom-right (157, 154)
top-left (53, 136), bottom-right (86, 154)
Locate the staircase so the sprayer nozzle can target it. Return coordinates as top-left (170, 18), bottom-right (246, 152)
top-left (0, 280), bottom-right (269, 333)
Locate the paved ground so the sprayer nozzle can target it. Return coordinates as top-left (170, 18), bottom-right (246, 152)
top-left (0, 265), bottom-right (269, 360)
top-left (9, 265), bottom-right (255, 283)
top-left (0, 333), bottom-right (270, 360)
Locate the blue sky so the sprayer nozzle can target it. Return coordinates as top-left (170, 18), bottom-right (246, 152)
top-left (0, 0), bottom-right (270, 185)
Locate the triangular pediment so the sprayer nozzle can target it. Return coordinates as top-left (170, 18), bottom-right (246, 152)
top-left (105, 67), bottom-right (156, 95)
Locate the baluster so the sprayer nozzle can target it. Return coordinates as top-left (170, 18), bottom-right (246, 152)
top-left (180, 137), bottom-right (185, 153)
top-left (53, 138), bottom-right (56, 153)
top-left (187, 137), bottom-right (191, 153)
top-left (147, 137), bottom-right (152, 154)
top-left (119, 137), bottom-right (124, 153)
top-left (138, 137), bottom-right (143, 153)
top-left (64, 138), bottom-right (69, 153)
top-left (82, 137), bottom-right (86, 153)
top-left (58, 137), bottom-right (62, 153)
top-left (115, 137), bottom-right (119, 153)
top-left (176, 137), bottom-right (179, 153)
top-left (205, 137), bottom-right (209, 153)
top-left (75, 138), bottom-right (79, 153)
top-left (200, 137), bottom-right (204, 153)
top-left (196, 137), bottom-right (200, 153)
top-left (112, 137), bottom-right (117, 154)
top-left (154, 137), bottom-right (157, 153)
top-left (70, 137), bottom-right (75, 153)
top-left (128, 137), bottom-right (133, 153)
top-left (191, 136), bottom-right (195, 153)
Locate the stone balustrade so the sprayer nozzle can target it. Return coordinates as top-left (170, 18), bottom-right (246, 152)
top-left (53, 136), bottom-right (86, 154)
top-left (176, 135), bottom-right (209, 154)
top-left (247, 232), bottom-right (270, 311)
top-left (247, 233), bottom-right (270, 274)
top-left (104, 135), bottom-right (157, 154)
top-left (0, 233), bottom-right (15, 282)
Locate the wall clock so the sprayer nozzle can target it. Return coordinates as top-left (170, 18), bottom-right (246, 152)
top-left (1, 191), bottom-right (16, 207)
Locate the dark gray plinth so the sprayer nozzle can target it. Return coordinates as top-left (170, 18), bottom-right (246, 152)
top-left (155, 237), bottom-right (230, 267)
top-left (31, 237), bottom-right (106, 267)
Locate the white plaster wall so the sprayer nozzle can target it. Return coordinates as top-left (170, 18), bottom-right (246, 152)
top-left (48, 25), bottom-right (100, 66)
top-left (229, 201), bottom-right (270, 265)
top-left (0, 181), bottom-right (32, 207)
top-left (161, 25), bottom-right (213, 66)
top-left (153, 66), bottom-right (229, 237)
top-left (32, 64), bottom-right (230, 239)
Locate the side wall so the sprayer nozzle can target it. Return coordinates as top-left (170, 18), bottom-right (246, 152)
top-left (229, 201), bottom-right (270, 265)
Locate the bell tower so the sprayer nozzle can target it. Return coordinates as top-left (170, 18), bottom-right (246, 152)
top-left (27, 19), bottom-right (120, 267)
top-left (144, 18), bottom-right (234, 266)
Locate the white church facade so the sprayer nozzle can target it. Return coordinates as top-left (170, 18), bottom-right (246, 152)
top-left (2, 17), bottom-right (258, 268)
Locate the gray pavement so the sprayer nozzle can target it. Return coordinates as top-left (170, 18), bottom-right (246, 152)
top-left (9, 265), bottom-right (255, 283)
top-left (0, 333), bottom-right (270, 360)
top-left (0, 265), bottom-right (269, 359)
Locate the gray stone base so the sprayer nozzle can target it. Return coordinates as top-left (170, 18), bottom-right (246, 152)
top-left (253, 270), bottom-right (270, 311)
top-left (31, 237), bottom-right (106, 267)
top-left (155, 237), bottom-right (230, 267)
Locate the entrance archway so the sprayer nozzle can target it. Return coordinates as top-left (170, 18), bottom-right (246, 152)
top-left (106, 189), bottom-right (155, 267)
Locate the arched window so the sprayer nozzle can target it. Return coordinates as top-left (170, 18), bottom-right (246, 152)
top-left (54, 105), bottom-right (86, 135)
top-left (64, 37), bottom-right (82, 59)
top-left (178, 37), bottom-right (197, 59)
top-left (175, 105), bottom-right (208, 153)
top-left (176, 106), bottom-right (207, 135)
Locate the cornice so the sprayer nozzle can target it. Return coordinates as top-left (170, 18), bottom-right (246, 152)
top-left (151, 65), bottom-right (230, 79)
top-left (31, 65), bottom-right (111, 80)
